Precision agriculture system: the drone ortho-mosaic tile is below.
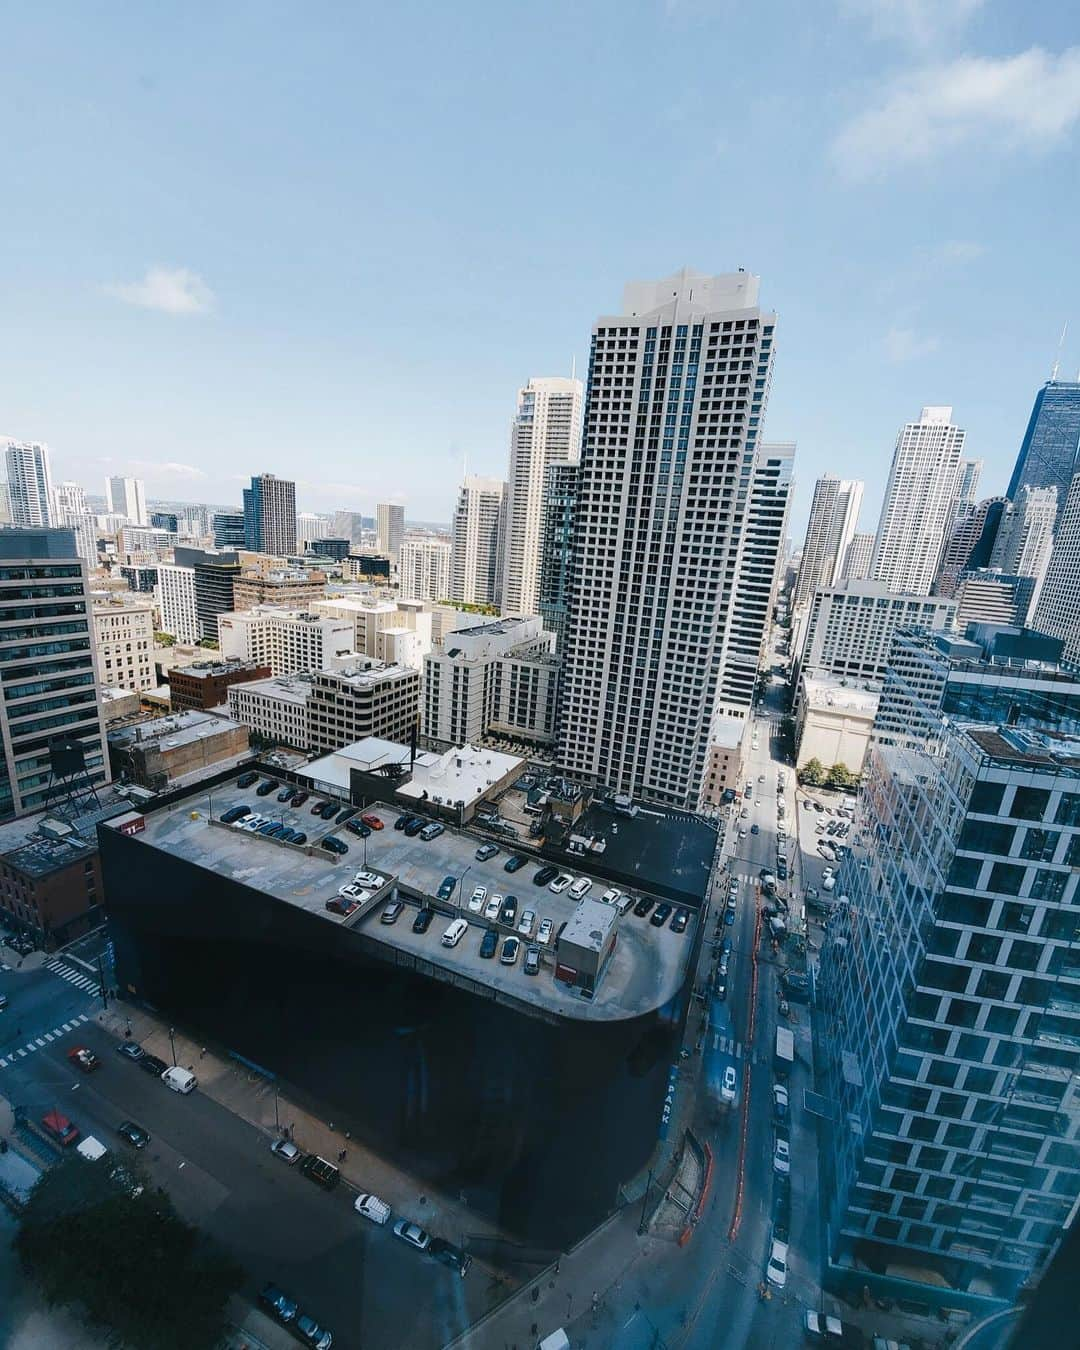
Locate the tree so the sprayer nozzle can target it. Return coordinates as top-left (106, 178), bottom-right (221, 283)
top-left (16, 1157), bottom-right (242, 1350)
top-left (799, 758), bottom-right (826, 786)
top-left (154, 631), bottom-right (176, 647)
top-left (826, 762), bottom-right (857, 791)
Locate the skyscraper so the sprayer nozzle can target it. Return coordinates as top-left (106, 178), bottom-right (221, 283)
top-left (871, 406), bottom-right (966, 595)
top-left (956, 457), bottom-right (983, 505)
top-left (399, 535), bottom-right (451, 603)
top-left (0, 528), bottom-right (109, 818)
top-left (932, 497), bottom-right (1007, 598)
top-left (989, 485), bottom-right (1057, 588)
top-left (213, 510), bottom-right (247, 549)
top-left (498, 376), bottom-right (583, 617)
top-left (794, 474), bottom-right (863, 609)
top-left (243, 474), bottom-right (297, 555)
top-left (1032, 473), bottom-right (1080, 664)
top-left (376, 503), bottom-right (405, 564)
top-left (105, 476), bottom-right (148, 526)
top-left (839, 531), bottom-right (875, 581)
top-left (537, 461), bottom-right (580, 653)
top-left (1006, 379), bottom-right (1080, 527)
top-left (557, 268), bottom-right (779, 807)
top-left (450, 476), bottom-right (504, 607)
top-left (52, 482), bottom-right (99, 569)
top-left (5, 441), bottom-right (54, 528)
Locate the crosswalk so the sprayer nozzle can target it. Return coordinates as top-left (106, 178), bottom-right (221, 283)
top-left (45, 958), bottom-right (101, 994)
top-left (712, 1036), bottom-right (744, 1059)
top-left (0, 1012), bottom-right (90, 1068)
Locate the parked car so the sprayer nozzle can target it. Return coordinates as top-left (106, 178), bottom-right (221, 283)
top-left (412, 908), bottom-right (435, 934)
top-left (429, 1237), bottom-right (473, 1278)
top-left (549, 873), bottom-right (573, 894)
top-left (523, 945), bottom-right (541, 976)
top-left (256, 779), bottom-right (277, 797)
top-left (237, 771), bottom-right (258, 789)
top-left (221, 804), bottom-right (250, 824)
top-left (671, 909), bottom-right (690, 933)
top-left (567, 877), bottom-right (592, 900)
top-left (394, 814), bottom-right (412, 830)
top-left (277, 785), bottom-right (295, 803)
top-left (499, 936), bottom-right (520, 966)
top-left (650, 903), bottom-right (673, 927)
top-left (442, 918), bottom-right (469, 948)
top-left (750, 824), bottom-right (760, 835)
top-left (270, 1137), bottom-right (301, 1164)
top-left (536, 917), bottom-right (554, 945)
top-left (822, 876), bottom-right (836, 891)
top-left (634, 896), bottom-right (655, 918)
top-left (500, 895), bottom-right (518, 925)
top-left (468, 885), bottom-right (487, 913)
top-left (773, 1136), bottom-right (791, 1175)
top-left (300, 1155), bottom-right (340, 1190)
top-left (475, 843), bottom-right (499, 861)
top-left (484, 894), bottom-right (502, 921)
top-left (403, 818), bottom-right (426, 837)
top-left (437, 875), bottom-right (457, 901)
top-left (392, 1219), bottom-right (431, 1252)
top-left (295, 1312), bottom-right (333, 1349)
top-left (600, 887), bottom-right (622, 906)
top-left (291, 790), bottom-right (309, 807)
top-left (319, 801), bottom-right (340, 820)
top-left (137, 1053), bottom-right (168, 1077)
top-left (116, 1042), bottom-right (144, 1061)
top-left (773, 1083), bottom-right (789, 1124)
top-left (353, 871), bottom-right (382, 888)
top-left (67, 1046), bottom-right (100, 1073)
top-left (117, 1120), bottom-right (151, 1149)
top-left (162, 1066), bottom-right (197, 1094)
top-left (345, 819), bottom-right (371, 837)
top-left (354, 1192), bottom-right (391, 1225)
top-left (503, 853), bottom-right (525, 873)
top-left (380, 900), bottom-right (403, 925)
top-left (41, 1109), bottom-right (80, 1146)
top-left (260, 1284), bottom-right (298, 1323)
top-left (361, 813), bottom-right (383, 830)
top-left (479, 929), bottom-right (499, 959)
top-left (517, 909), bottom-right (535, 937)
top-left (766, 1237), bottom-right (789, 1289)
top-left (420, 823), bottom-right (444, 841)
top-left (320, 836), bottom-right (348, 856)
top-left (326, 895), bottom-right (360, 917)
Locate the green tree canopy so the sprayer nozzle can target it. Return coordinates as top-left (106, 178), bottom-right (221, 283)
top-left (826, 762), bottom-right (858, 790)
top-left (16, 1156), bottom-right (242, 1350)
top-left (799, 758), bottom-right (826, 786)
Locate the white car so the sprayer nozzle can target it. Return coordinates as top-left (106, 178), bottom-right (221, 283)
top-left (822, 876), bottom-right (837, 892)
top-left (517, 909), bottom-right (535, 937)
top-left (441, 917), bottom-right (469, 948)
top-left (352, 870), bottom-right (383, 889)
top-left (729, 877), bottom-right (739, 892)
top-left (484, 894), bottom-right (503, 920)
top-left (721, 1065), bottom-right (737, 1103)
top-left (567, 877), bottom-right (593, 901)
top-left (337, 882), bottom-right (371, 902)
top-left (739, 828), bottom-right (747, 839)
top-left (773, 1136), bottom-right (791, 1175)
top-left (467, 885), bottom-right (487, 914)
top-left (536, 917), bottom-right (554, 945)
top-left (549, 873), bottom-right (574, 894)
top-left (601, 887), bottom-right (621, 906)
top-left (766, 1238), bottom-right (789, 1289)
top-left (239, 815), bottom-right (266, 832)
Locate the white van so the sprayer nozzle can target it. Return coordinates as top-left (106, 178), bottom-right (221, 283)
top-left (353, 1191), bottom-right (391, 1225)
top-left (536, 1333), bottom-right (570, 1350)
top-left (161, 1066), bottom-right (197, 1094)
top-left (76, 1136), bottom-right (107, 1161)
top-left (441, 917), bottom-right (469, 948)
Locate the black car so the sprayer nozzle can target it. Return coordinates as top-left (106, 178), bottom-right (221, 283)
top-left (320, 836), bottom-right (348, 855)
top-left (670, 908), bottom-right (690, 933)
top-left (345, 818), bottom-right (371, 837)
top-left (429, 1237), bottom-right (473, 1278)
top-left (500, 895), bottom-right (518, 925)
top-left (503, 854), bottom-right (525, 873)
top-left (533, 865), bottom-right (558, 886)
top-left (479, 929), bottom-right (498, 959)
top-left (650, 902), bottom-right (673, 927)
top-left (336, 806), bottom-right (356, 823)
top-left (116, 1120), bottom-right (150, 1149)
top-left (277, 785), bottom-right (295, 803)
top-left (137, 1053), bottom-right (168, 1077)
top-left (311, 800), bottom-right (329, 815)
top-left (291, 789), bottom-right (309, 807)
top-left (437, 876), bottom-right (457, 901)
top-left (403, 818), bottom-right (425, 837)
top-left (237, 771), bottom-right (259, 789)
top-left (634, 896), bottom-right (655, 918)
top-left (260, 1284), bottom-right (298, 1324)
top-left (256, 780), bottom-right (277, 797)
top-left (221, 804), bottom-right (250, 824)
top-left (291, 831), bottom-right (307, 845)
top-left (412, 908), bottom-right (435, 934)
top-left (319, 801), bottom-right (339, 820)
top-left (394, 814), bottom-right (412, 830)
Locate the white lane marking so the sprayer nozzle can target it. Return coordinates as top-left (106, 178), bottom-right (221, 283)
top-left (35, 1038), bottom-right (45, 1047)
top-left (78, 1013), bottom-right (88, 1023)
top-left (43, 1033), bottom-right (54, 1042)
top-left (16, 1049), bottom-right (27, 1058)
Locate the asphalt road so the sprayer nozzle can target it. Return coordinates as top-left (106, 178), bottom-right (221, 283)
top-left (0, 969), bottom-right (491, 1350)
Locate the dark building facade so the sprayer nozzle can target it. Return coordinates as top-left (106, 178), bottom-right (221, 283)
top-left (168, 658), bottom-right (272, 711)
top-left (1007, 380), bottom-right (1080, 528)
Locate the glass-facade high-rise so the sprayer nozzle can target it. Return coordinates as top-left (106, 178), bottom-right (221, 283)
top-left (1006, 381), bottom-right (1080, 529)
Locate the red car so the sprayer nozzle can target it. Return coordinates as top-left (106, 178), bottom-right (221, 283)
top-left (67, 1046), bottom-right (101, 1073)
top-left (361, 814), bottom-right (384, 831)
top-left (41, 1109), bottom-right (80, 1147)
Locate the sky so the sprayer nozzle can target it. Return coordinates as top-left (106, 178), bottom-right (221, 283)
top-left (3, 1), bottom-right (1080, 537)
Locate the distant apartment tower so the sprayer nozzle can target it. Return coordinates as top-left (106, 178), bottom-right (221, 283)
top-left (399, 536), bottom-right (451, 603)
top-left (0, 529), bottom-right (109, 817)
top-left (105, 476), bottom-right (148, 526)
top-left (5, 441), bottom-right (54, 528)
top-left (376, 503), bottom-right (405, 565)
top-left (52, 482), bottom-right (98, 568)
top-left (989, 485), bottom-right (1057, 587)
top-left (956, 457), bottom-right (983, 504)
top-left (498, 376), bottom-right (583, 617)
top-left (213, 510), bottom-right (247, 549)
top-left (450, 476), bottom-right (504, 607)
top-left (172, 547), bottom-right (241, 643)
top-left (156, 563), bottom-right (200, 644)
top-left (296, 512), bottom-right (332, 551)
top-left (871, 407), bottom-right (965, 595)
top-left (821, 633), bottom-right (1080, 1299)
top-left (558, 268), bottom-right (779, 807)
top-left (952, 570), bottom-right (1036, 630)
top-left (1007, 379), bottom-right (1080, 527)
top-left (796, 580), bottom-right (956, 682)
top-left (839, 531), bottom-right (874, 581)
top-left (150, 511), bottom-right (178, 533)
top-left (794, 475), bottom-right (863, 609)
top-left (537, 462), bottom-right (580, 652)
top-left (933, 497), bottom-right (1007, 598)
top-left (243, 474), bottom-right (297, 555)
top-left (1032, 473), bottom-right (1080, 664)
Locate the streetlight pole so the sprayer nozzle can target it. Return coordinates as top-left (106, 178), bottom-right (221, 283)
top-left (456, 866), bottom-right (471, 915)
top-left (168, 1026), bottom-right (177, 1066)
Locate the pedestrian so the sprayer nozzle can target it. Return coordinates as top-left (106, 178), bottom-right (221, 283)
top-left (344, 1130), bottom-right (350, 1140)
top-left (337, 1148), bottom-right (347, 1163)
top-left (200, 1046), bottom-right (207, 1059)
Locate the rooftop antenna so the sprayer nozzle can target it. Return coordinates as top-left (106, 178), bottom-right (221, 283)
top-left (1051, 321), bottom-right (1068, 381)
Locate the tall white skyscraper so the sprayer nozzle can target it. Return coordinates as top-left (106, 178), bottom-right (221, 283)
top-left (989, 484), bottom-right (1057, 585)
top-left (558, 268), bottom-right (779, 808)
top-left (5, 441), bottom-right (55, 528)
top-left (870, 406), bottom-right (965, 596)
top-left (794, 474), bottom-right (863, 609)
top-left (956, 457), bottom-right (983, 505)
top-left (105, 475), bottom-right (148, 526)
top-left (498, 376), bottom-right (583, 616)
top-left (52, 482), bottom-right (98, 568)
top-left (450, 477), bottom-right (505, 606)
top-left (839, 531), bottom-right (874, 580)
top-left (376, 503), bottom-right (405, 563)
top-left (399, 535), bottom-right (451, 602)
top-left (1032, 473), bottom-right (1080, 663)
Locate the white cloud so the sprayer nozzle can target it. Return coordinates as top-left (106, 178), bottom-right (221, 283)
top-left (833, 46), bottom-right (1080, 178)
top-left (884, 326), bottom-right (940, 363)
top-left (841, 0), bottom-right (984, 47)
top-left (129, 460), bottom-right (207, 480)
top-left (104, 266), bottom-right (215, 315)
top-left (931, 239), bottom-right (986, 264)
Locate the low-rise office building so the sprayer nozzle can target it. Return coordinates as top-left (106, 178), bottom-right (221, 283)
top-left (168, 658), bottom-right (272, 712)
top-left (797, 579), bottom-right (956, 683)
top-left (217, 606), bottom-right (355, 676)
top-left (312, 596), bottom-right (432, 670)
top-left (107, 710), bottom-right (250, 790)
top-left (231, 567), bottom-right (328, 613)
top-left (795, 673), bottom-right (879, 773)
top-left (227, 675), bottom-right (313, 750)
top-left (92, 595), bottom-right (156, 693)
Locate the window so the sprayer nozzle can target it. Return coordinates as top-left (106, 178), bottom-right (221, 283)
top-left (970, 782), bottom-right (1005, 814)
top-left (988, 862), bottom-right (1025, 896)
top-left (1011, 787), bottom-right (1050, 821)
top-left (1055, 793), bottom-right (1080, 827)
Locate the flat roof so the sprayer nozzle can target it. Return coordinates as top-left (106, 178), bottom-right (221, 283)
top-left (963, 724), bottom-right (1080, 771)
top-left (102, 778), bottom-right (695, 1024)
top-left (0, 790), bottom-right (135, 877)
top-left (234, 675), bottom-right (312, 705)
top-left (802, 674), bottom-right (881, 714)
top-left (170, 659), bottom-right (269, 679)
top-left (302, 737), bottom-right (524, 806)
top-left (108, 709), bottom-right (246, 751)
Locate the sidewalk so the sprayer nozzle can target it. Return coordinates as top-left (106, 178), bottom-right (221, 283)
top-left (92, 1003), bottom-right (506, 1256)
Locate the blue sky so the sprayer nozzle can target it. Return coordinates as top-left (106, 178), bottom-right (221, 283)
top-left (2, 1), bottom-right (1079, 535)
